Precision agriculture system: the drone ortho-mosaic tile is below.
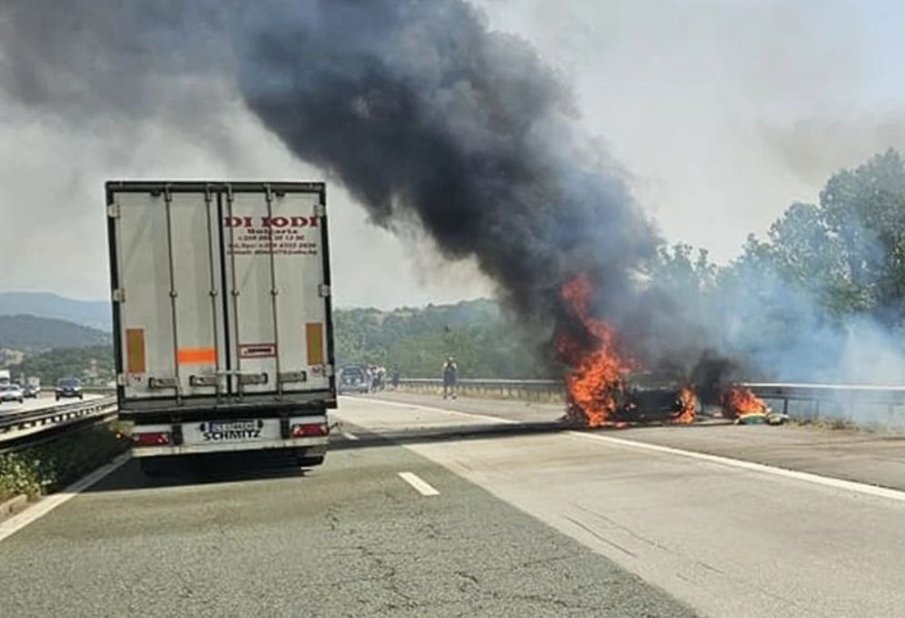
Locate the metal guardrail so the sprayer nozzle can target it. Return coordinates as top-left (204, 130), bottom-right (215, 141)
top-left (394, 378), bottom-right (564, 402)
top-left (742, 382), bottom-right (905, 421)
top-left (399, 378), bottom-right (561, 388)
top-left (0, 396), bottom-right (119, 452)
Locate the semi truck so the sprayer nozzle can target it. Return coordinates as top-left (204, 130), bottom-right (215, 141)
top-left (106, 181), bottom-right (336, 475)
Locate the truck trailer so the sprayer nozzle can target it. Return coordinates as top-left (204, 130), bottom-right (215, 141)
top-left (106, 181), bottom-right (336, 475)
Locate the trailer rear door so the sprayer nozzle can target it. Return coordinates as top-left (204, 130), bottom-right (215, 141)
top-left (107, 182), bottom-right (335, 413)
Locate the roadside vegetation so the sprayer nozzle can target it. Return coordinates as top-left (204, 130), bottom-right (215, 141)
top-left (647, 148), bottom-right (905, 382)
top-left (0, 423), bottom-right (128, 503)
top-left (334, 300), bottom-right (552, 378)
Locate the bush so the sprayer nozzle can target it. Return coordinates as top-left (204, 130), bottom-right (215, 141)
top-left (0, 422), bottom-right (129, 503)
top-left (0, 454), bottom-right (42, 502)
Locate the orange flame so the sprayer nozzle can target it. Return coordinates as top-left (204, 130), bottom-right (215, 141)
top-left (672, 386), bottom-right (697, 424)
top-left (721, 385), bottom-right (767, 420)
top-left (557, 274), bottom-right (636, 427)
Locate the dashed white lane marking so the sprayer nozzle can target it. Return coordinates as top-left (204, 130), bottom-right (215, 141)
top-left (398, 471), bottom-right (440, 496)
top-left (0, 452), bottom-right (131, 543)
top-left (354, 397), bottom-right (905, 504)
top-left (342, 432), bottom-right (360, 441)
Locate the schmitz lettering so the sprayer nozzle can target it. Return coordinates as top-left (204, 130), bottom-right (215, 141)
top-left (200, 420), bottom-right (263, 442)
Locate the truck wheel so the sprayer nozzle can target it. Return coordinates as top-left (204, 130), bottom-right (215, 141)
top-left (298, 456), bottom-right (325, 468)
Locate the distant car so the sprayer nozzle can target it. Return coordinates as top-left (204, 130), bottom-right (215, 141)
top-left (55, 377), bottom-right (84, 401)
top-left (0, 384), bottom-right (25, 404)
top-left (23, 383), bottom-right (40, 398)
top-left (338, 365), bottom-right (370, 395)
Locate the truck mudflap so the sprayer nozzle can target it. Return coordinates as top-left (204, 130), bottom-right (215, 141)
top-left (130, 414), bottom-right (329, 458)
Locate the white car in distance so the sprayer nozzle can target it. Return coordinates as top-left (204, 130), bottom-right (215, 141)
top-left (0, 383), bottom-right (25, 404)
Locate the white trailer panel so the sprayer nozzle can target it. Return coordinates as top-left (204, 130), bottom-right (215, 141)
top-left (107, 182), bottom-right (335, 416)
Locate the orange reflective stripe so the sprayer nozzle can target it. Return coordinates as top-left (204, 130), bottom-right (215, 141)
top-left (177, 347), bottom-right (217, 365)
top-left (306, 323), bottom-right (325, 366)
top-left (126, 329), bottom-right (146, 374)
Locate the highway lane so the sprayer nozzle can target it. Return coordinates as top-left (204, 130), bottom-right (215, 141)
top-left (0, 433), bottom-right (696, 617)
top-left (0, 392), bottom-right (104, 416)
top-left (337, 395), bottom-right (905, 618)
top-left (366, 391), bottom-right (905, 491)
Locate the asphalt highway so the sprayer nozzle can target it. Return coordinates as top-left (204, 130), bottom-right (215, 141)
top-left (338, 393), bottom-right (905, 617)
top-left (2, 392), bottom-right (902, 617)
top-left (0, 411), bottom-right (696, 617)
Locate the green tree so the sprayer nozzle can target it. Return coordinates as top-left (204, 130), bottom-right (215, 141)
top-left (820, 148), bottom-right (905, 323)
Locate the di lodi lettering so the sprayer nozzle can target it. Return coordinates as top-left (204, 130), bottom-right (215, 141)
top-left (224, 215), bottom-right (319, 229)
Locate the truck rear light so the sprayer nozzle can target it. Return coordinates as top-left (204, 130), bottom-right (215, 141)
top-left (132, 431), bottom-right (172, 447)
top-left (291, 423), bottom-right (328, 438)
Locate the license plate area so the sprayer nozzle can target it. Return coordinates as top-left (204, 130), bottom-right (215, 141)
top-left (200, 419), bottom-right (264, 442)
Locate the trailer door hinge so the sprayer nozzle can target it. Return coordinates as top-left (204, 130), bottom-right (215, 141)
top-left (106, 203), bottom-right (120, 218)
top-left (318, 284), bottom-right (331, 298)
top-left (112, 289), bottom-right (125, 303)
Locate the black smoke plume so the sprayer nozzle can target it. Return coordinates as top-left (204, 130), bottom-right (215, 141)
top-left (234, 1), bottom-right (661, 324)
top-left (0, 0), bottom-right (666, 361)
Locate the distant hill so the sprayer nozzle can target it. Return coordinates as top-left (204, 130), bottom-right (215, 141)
top-left (0, 315), bottom-right (111, 350)
top-left (0, 292), bottom-right (110, 331)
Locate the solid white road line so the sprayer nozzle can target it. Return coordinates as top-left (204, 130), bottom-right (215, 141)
top-left (398, 471), bottom-right (440, 496)
top-left (567, 430), bottom-right (905, 503)
top-left (342, 432), bottom-right (360, 441)
top-left (355, 396), bottom-right (905, 504)
top-left (0, 452), bottom-right (131, 544)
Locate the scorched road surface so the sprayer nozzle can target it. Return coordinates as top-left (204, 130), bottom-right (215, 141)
top-left (337, 395), bottom-right (905, 618)
top-left (0, 434), bottom-right (695, 617)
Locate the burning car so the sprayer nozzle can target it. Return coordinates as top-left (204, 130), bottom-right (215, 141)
top-left (557, 274), bottom-right (698, 428)
top-left (562, 373), bottom-right (697, 427)
top-left (614, 376), bottom-right (697, 425)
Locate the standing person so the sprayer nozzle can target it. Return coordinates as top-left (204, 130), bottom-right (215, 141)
top-left (370, 365), bottom-right (379, 393)
top-left (442, 356), bottom-right (458, 399)
top-left (391, 367), bottom-right (401, 390)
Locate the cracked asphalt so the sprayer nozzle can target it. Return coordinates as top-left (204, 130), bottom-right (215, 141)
top-left (0, 429), bottom-right (696, 617)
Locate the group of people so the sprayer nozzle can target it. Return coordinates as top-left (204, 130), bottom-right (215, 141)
top-left (351, 357), bottom-right (460, 399)
top-left (365, 365), bottom-right (401, 393)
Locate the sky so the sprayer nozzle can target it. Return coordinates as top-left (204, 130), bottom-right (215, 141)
top-left (0, 0), bottom-right (903, 309)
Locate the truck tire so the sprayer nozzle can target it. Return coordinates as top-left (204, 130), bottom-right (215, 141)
top-left (298, 455), bottom-right (325, 468)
